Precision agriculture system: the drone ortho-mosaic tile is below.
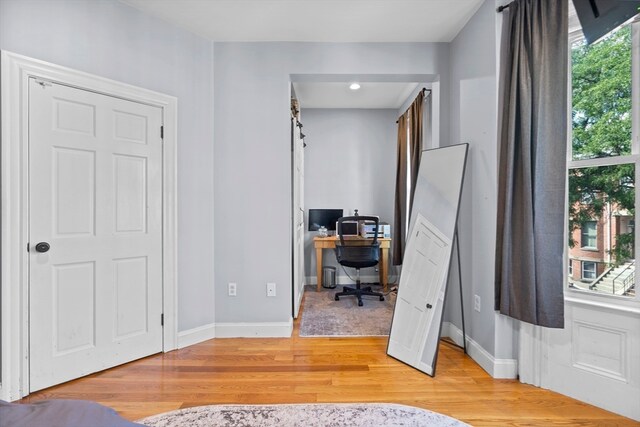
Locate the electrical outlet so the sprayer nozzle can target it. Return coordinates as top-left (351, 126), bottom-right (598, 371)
top-left (267, 282), bottom-right (276, 297)
top-left (228, 282), bottom-right (237, 297)
top-left (474, 295), bottom-right (481, 312)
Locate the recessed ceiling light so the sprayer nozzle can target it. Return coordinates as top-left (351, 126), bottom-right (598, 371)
top-left (349, 83), bottom-right (361, 90)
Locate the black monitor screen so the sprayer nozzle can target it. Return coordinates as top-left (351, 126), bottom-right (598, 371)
top-left (308, 209), bottom-right (343, 231)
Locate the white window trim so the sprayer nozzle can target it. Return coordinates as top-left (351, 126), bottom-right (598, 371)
top-left (0, 51), bottom-right (179, 401)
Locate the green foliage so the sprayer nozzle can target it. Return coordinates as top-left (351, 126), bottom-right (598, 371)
top-left (611, 231), bottom-right (635, 266)
top-left (569, 26), bottom-right (634, 265)
top-left (572, 26), bottom-right (632, 159)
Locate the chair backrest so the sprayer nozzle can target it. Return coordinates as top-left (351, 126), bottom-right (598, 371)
top-left (335, 216), bottom-right (380, 268)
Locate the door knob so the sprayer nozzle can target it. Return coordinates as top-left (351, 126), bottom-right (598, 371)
top-left (35, 242), bottom-right (50, 253)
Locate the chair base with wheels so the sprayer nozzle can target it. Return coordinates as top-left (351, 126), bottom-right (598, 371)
top-left (334, 269), bottom-right (384, 307)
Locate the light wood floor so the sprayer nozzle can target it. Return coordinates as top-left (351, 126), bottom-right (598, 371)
top-left (21, 298), bottom-right (637, 426)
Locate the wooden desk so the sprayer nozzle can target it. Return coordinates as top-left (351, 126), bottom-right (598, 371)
top-left (313, 236), bottom-right (391, 292)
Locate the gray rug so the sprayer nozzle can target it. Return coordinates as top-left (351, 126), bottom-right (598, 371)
top-left (299, 285), bottom-right (396, 337)
top-left (138, 403), bottom-right (469, 427)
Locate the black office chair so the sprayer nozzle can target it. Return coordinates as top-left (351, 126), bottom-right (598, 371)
top-left (334, 216), bottom-right (385, 307)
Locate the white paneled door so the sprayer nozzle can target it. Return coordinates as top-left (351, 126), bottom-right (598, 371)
top-left (28, 78), bottom-right (164, 391)
top-left (387, 213), bottom-right (450, 375)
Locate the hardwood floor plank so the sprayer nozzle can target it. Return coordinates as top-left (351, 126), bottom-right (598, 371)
top-left (18, 306), bottom-right (637, 425)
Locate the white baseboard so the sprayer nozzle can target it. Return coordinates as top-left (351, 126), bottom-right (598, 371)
top-left (177, 322), bottom-right (217, 349)
top-left (176, 319), bottom-right (294, 349)
top-left (215, 319), bottom-right (293, 338)
top-left (441, 321), bottom-right (517, 379)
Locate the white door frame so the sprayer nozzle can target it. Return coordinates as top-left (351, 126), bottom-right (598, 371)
top-left (0, 51), bottom-right (178, 401)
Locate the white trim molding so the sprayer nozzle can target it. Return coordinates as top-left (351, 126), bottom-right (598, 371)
top-left (0, 51), bottom-right (178, 401)
top-left (215, 320), bottom-right (294, 338)
top-left (441, 322), bottom-right (518, 379)
top-left (517, 321), bottom-right (544, 387)
top-left (177, 323), bottom-right (217, 349)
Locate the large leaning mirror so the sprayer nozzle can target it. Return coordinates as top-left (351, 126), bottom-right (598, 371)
top-left (387, 143), bottom-right (468, 376)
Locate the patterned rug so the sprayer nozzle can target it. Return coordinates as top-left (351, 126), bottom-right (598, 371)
top-left (138, 403), bottom-right (469, 427)
top-left (299, 285), bottom-right (396, 337)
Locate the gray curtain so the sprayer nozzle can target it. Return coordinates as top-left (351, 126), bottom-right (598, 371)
top-left (494, 0), bottom-right (568, 328)
top-left (393, 91), bottom-right (425, 265)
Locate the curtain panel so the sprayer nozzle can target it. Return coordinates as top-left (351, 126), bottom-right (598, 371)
top-left (393, 91), bottom-right (424, 265)
top-left (494, 0), bottom-right (568, 328)
top-left (393, 113), bottom-right (409, 265)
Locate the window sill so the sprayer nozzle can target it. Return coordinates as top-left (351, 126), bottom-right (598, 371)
top-left (565, 287), bottom-right (640, 315)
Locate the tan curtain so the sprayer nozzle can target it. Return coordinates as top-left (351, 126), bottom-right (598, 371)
top-left (393, 91), bottom-right (425, 265)
top-left (393, 113), bottom-right (408, 265)
top-left (408, 91), bottom-right (424, 214)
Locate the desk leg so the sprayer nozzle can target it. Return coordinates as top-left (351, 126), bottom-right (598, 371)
top-left (316, 247), bottom-right (323, 292)
top-left (380, 247), bottom-right (389, 292)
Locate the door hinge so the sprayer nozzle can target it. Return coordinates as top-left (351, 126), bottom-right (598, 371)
top-left (27, 243), bottom-right (30, 252)
top-left (160, 126), bottom-right (164, 139)
top-left (161, 313), bottom-right (164, 326)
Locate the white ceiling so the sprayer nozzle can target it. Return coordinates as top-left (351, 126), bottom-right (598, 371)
top-left (121, 0), bottom-right (484, 43)
top-left (293, 82), bottom-right (420, 109)
top-left (120, 1), bottom-right (481, 108)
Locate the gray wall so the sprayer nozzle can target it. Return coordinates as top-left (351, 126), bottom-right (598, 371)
top-left (1, 0), bottom-right (512, 364)
top-left (302, 108), bottom-right (398, 284)
top-left (0, 0), bottom-right (216, 332)
top-left (446, 0), bottom-right (515, 359)
top-left (213, 42), bottom-right (450, 323)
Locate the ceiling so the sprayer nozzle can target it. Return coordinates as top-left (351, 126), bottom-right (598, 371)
top-left (120, 1), bottom-right (481, 108)
top-left (121, 0), bottom-right (484, 43)
top-left (293, 82), bottom-right (420, 109)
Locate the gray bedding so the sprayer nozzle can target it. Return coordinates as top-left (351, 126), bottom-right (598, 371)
top-left (0, 399), bottom-right (147, 427)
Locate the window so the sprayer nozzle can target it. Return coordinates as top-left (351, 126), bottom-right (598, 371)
top-left (569, 259), bottom-right (573, 276)
top-left (580, 221), bottom-right (597, 249)
top-left (582, 261), bottom-right (597, 280)
top-left (567, 18), bottom-right (638, 298)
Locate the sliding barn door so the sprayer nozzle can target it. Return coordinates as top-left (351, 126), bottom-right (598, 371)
top-left (292, 113), bottom-right (306, 318)
top-left (28, 78), bottom-right (164, 391)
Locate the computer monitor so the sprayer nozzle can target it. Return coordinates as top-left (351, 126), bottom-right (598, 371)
top-left (308, 209), bottom-right (343, 231)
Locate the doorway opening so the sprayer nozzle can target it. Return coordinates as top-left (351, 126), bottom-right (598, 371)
top-left (288, 74), bottom-right (440, 337)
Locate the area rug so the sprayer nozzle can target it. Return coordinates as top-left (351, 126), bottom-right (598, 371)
top-left (299, 285), bottom-right (396, 337)
top-left (138, 403), bottom-right (469, 427)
